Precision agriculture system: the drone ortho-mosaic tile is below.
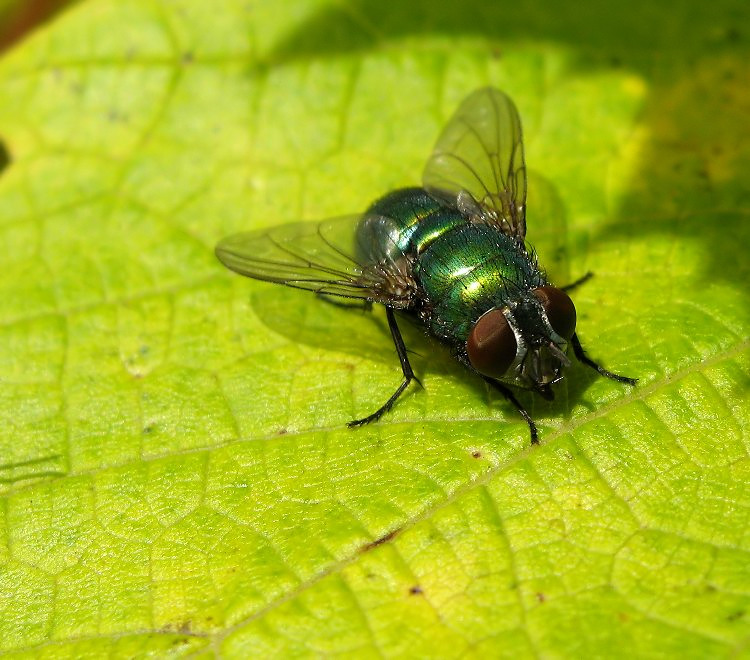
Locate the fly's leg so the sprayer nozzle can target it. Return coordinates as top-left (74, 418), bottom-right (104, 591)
top-left (561, 271), bottom-right (593, 292)
top-left (571, 333), bottom-right (638, 385)
top-left (348, 307), bottom-right (420, 427)
top-left (483, 377), bottom-right (538, 445)
top-left (316, 292), bottom-right (373, 311)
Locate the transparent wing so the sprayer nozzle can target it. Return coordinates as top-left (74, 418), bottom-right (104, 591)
top-left (215, 215), bottom-right (416, 308)
top-left (423, 87), bottom-right (528, 240)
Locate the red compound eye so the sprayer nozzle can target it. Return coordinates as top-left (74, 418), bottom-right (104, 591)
top-left (533, 286), bottom-right (576, 340)
top-left (466, 309), bottom-right (517, 378)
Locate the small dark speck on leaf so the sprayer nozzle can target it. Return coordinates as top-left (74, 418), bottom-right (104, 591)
top-left (142, 425), bottom-right (154, 435)
top-left (276, 428), bottom-right (288, 436)
top-left (361, 528), bottom-right (401, 552)
top-left (471, 450), bottom-right (482, 459)
top-left (536, 592), bottom-right (546, 603)
top-left (107, 109), bottom-right (128, 123)
top-left (409, 585), bottom-right (423, 595)
top-left (727, 610), bottom-right (745, 622)
top-left (552, 246), bottom-right (568, 265)
top-left (726, 27), bottom-right (741, 42)
top-left (0, 139), bottom-right (11, 174)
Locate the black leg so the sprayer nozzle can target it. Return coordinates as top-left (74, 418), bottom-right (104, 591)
top-left (561, 271), bottom-right (593, 292)
top-left (483, 377), bottom-right (538, 445)
top-left (316, 292), bottom-right (373, 311)
top-left (348, 307), bottom-right (419, 426)
top-left (571, 333), bottom-right (637, 385)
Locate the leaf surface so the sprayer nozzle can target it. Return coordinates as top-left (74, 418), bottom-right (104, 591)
top-left (0, 1), bottom-right (748, 657)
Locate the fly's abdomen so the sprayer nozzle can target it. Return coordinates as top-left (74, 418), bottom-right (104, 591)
top-left (415, 224), bottom-right (544, 340)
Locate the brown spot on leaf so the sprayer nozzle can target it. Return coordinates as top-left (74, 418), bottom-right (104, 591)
top-left (536, 592), bottom-right (546, 603)
top-left (409, 585), bottom-right (423, 595)
top-left (361, 528), bottom-right (401, 552)
top-left (471, 450), bottom-right (482, 458)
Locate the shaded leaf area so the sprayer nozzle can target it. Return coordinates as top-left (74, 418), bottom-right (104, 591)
top-left (0, 0), bottom-right (748, 657)
top-left (0, 138), bottom-right (9, 173)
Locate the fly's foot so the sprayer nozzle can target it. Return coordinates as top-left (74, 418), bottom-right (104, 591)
top-left (348, 413), bottom-right (381, 427)
top-left (571, 333), bottom-right (637, 386)
top-left (561, 271), bottom-right (593, 292)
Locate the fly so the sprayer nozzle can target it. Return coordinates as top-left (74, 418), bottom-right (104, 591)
top-left (216, 88), bottom-right (637, 444)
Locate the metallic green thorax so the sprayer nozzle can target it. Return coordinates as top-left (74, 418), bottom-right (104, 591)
top-left (358, 188), bottom-right (546, 341)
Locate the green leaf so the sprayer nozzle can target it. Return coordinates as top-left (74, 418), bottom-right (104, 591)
top-left (0, 0), bottom-right (748, 656)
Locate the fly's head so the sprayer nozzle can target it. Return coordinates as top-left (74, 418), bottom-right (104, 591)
top-left (466, 286), bottom-right (577, 399)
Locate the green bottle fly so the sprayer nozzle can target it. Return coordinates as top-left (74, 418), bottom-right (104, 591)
top-left (216, 88), bottom-right (637, 443)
